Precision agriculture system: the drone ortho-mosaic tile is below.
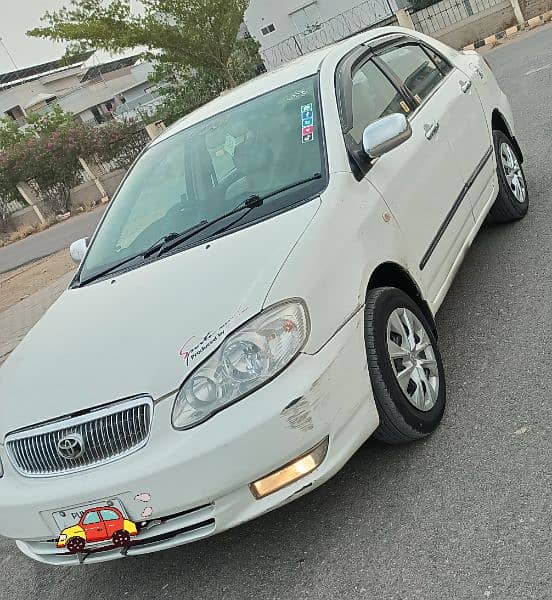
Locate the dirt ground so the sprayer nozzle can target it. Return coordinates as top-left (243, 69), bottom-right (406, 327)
top-left (0, 251), bottom-right (75, 313)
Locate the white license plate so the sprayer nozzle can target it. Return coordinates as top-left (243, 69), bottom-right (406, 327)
top-left (51, 498), bottom-right (128, 532)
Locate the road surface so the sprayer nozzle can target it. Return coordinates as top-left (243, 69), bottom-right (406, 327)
top-left (0, 207), bottom-right (104, 274)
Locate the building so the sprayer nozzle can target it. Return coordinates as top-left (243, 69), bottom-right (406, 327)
top-left (245, 0), bottom-right (401, 68)
top-left (0, 52), bottom-right (158, 127)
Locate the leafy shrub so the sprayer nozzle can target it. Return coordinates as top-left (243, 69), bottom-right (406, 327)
top-left (0, 109), bottom-right (149, 215)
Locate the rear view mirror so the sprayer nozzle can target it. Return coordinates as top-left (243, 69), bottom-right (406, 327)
top-left (69, 238), bottom-right (89, 264)
top-left (362, 113), bottom-right (412, 159)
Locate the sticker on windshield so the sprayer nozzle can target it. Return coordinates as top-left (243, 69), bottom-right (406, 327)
top-left (301, 103), bottom-right (315, 143)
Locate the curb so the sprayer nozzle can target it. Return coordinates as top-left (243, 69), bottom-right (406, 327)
top-left (463, 10), bottom-right (552, 50)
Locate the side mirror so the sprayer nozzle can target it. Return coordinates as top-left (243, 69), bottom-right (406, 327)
top-left (362, 113), bottom-right (412, 159)
top-left (69, 238), bottom-right (89, 264)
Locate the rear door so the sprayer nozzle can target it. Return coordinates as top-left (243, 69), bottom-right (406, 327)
top-left (379, 41), bottom-right (493, 224)
top-left (100, 509), bottom-right (124, 538)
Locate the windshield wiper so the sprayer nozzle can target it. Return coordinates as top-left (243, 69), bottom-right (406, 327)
top-left (205, 172), bottom-right (324, 240)
top-left (154, 196), bottom-right (265, 259)
top-left (156, 173), bottom-right (322, 258)
top-left (77, 173), bottom-right (323, 286)
top-left (76, 222), bottom-right (210, 287)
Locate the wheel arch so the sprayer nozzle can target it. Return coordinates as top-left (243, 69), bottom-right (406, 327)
top-left (492, 109), bottom-right (523, 163)
top-left (367, 262), bottom-right (437, 338)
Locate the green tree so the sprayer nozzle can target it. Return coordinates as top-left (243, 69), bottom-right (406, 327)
top-left (29, 0), bottom-right (259, 89)
top-left (149, 34), bottom-right (260, 123)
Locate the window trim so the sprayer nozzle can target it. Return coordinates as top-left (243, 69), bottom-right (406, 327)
top-left (375, 40), bottom-right (455, 119)
top-left (335, 38), bottom-right (413, 178)
top-left (335, 34), bottom-right (455, 178)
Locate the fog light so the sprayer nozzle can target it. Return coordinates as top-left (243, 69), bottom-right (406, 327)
top-left (250, 438), bottom-right (329, 499)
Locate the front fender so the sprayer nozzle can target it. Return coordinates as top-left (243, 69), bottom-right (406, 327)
top-left (264, 172), bottom-right (422, 354)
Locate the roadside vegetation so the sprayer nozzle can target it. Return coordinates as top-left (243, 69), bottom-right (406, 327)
top-left (0, 107), bottom-right (146, 240)
top-left (0, 0), bottom-right (261, 246)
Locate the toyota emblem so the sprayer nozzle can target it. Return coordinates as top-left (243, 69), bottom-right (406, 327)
top-left (57, 433), bottom-right (85, 460)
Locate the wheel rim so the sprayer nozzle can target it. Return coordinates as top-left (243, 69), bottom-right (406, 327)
top-left (386, 308), bottom-right (439, 412)
top-left (500, 142), bottom-right (526, 204)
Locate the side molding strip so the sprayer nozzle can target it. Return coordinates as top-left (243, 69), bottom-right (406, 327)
top-left (420, 146), bottom-right (493, 271)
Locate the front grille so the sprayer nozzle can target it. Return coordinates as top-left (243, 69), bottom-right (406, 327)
top-left (5, 396), bottom-right (153, 477)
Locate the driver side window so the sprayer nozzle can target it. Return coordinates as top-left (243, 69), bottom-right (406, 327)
top-left (83, 511), bottom-right (100, 525)
top-left (350, 59), bottom-right (409, 145)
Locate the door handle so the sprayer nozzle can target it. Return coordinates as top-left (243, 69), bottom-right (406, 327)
top-left (460, 79), bottom-right (472, 93)
top-left (424, 122), bottom-right (440, 140)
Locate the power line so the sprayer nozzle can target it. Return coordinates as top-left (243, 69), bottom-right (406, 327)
top-left (0, 36), bottom-right (19, 71)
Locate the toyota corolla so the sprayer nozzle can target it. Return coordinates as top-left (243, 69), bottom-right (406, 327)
top-left (0, 27), bottom-right (527, 565)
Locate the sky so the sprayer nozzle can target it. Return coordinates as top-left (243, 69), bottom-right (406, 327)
top-left (0, 0), bottom-right (145, 73)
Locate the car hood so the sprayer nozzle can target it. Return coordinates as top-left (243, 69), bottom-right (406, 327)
top-left (0, 201), bottom-right (320, 438)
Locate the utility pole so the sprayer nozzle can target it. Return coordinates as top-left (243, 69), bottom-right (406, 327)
top-left (0, 36), bottom-right (19, 71)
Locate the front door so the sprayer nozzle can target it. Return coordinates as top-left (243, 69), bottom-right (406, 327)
top-left (346, 44), bottom-right (473, 303)
top-left (81, 510), bottom-right (107, 542)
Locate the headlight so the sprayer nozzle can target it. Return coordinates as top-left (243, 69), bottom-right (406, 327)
top-left (172, 299), bottom-right (310, 429)
top-left (58, 534), bottom-right (67, 542)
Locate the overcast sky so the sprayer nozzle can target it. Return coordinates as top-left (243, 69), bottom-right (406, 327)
top-left (0, 0), bottom-right (145, 73)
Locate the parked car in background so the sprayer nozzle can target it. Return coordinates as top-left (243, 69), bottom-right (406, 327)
top-left (0, 26), bottom-right (528, 565)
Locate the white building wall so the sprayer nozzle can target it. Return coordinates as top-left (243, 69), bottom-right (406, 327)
top-left (245, 0), bottom-right (397, 51)
top-left (1, 61), bottom-right (154, 124)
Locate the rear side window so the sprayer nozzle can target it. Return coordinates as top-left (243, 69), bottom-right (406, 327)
top-left (350, 60), bottom-right (409, 145)
top-left (423, 46), bottom-right (453, 76)
top-left (101, 510), bottom-right (120, 521)
top-left (378, 44), bottom-right (445, 105)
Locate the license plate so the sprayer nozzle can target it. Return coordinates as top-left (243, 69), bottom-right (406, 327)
top-left (51, 498), bottom-right (128, 532)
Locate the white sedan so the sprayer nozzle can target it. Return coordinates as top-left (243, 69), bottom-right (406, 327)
top-left (0, 27), bottom-right (527, 565)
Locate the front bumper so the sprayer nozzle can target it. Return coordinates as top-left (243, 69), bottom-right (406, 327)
top-left (1, 311), bottom-right (379, 565)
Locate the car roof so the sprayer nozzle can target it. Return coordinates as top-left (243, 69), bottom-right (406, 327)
top-left (152, 26), bottom-right (407, 146)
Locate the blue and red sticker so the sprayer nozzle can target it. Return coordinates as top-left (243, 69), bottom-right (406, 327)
top-left (301, 103), bottom-right (315, 144)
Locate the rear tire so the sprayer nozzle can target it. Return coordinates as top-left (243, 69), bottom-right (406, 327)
top-left (487, 130), bottom-right (528, 224)
top-left (364, 287), bottom-right (446, 444)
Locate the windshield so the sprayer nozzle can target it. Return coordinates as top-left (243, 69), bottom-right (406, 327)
top-left (80, 75), bottom-right (325, 281)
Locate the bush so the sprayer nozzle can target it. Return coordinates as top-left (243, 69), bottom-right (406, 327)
top-left (0, 111), bottom-right (149, 215)
top-left (92, 121), bottom-right (150, 170)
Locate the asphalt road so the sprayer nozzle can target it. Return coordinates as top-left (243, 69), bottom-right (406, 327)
top-left (1, 25), bottom-right (552, 600)
top-left (0, 207), bottom-right (104, 274)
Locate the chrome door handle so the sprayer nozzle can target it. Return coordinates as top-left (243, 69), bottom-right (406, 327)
top-left (460, 79), bottom-right (472, 93)
top-left (424, 122), bottom-right (440, 140)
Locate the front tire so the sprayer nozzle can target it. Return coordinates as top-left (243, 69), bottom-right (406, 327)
top-left (364, 287), bottom-right (446, 444)
top-left (487, 130), bottom-right (529, 224)
top-left (66, 536), bottom-right (86, 554)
